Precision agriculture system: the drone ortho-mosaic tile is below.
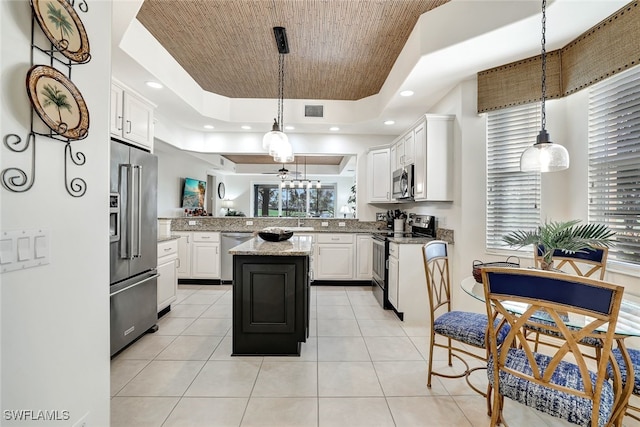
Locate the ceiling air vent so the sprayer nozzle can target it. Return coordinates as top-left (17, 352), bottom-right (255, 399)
top-left (305, 105), bottom-right (324, 118)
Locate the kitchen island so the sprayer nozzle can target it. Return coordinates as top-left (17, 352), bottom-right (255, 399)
top-left (229, 235), bottom-right (313, 356)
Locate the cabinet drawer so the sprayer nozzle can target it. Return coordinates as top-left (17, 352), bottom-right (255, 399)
top-left (158, 239), bottom-right (178, 258)
top-left (193, 232), bottom-right (220, 243)
top-left (388, 242), bottom-right (399, 258)
top-left (316, 233), bottom-right (354, 244)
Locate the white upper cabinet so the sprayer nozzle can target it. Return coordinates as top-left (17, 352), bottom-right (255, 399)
top-left (413, 114), bottom-right (454, 202)
top-left (394, 131), bottom-right (415, 170)
top-left (110, 79), bottom-right (155, 151)
top-left (367, 147), bottom-right (391, 203)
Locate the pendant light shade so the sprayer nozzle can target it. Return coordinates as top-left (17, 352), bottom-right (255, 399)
top-left (520, 131), bottom-right (570, 172)
top-left (520, 0), bottom-right (569, 173)
top-left (264, 119), bottom-right (289, 156)
top-left (264, 27), bottom-right (294, 163)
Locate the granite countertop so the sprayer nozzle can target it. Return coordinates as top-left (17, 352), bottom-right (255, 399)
top-left (387, 236), bottom-right (435, 245)
top-left (228, 235), bottom-right (313, 256)
top-left (157, 236), bottom-right (180, 243)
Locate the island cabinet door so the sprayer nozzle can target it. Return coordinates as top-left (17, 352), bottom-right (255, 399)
top-left (240, 263), bottom-right (297, 334)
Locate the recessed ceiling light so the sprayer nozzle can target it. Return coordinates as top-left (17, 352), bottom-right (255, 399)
top-left (145, 81), bottom-right (163, 89)
top-left (204, 125), bottom-right (214, 130)
top-left (329, 126), bottom-right (340, 131)
top-left (241, 125), bottom-right (251, 130)
top-left (384, 120), bottom-right (395, 125)
top-left (284, 125), bottom-right (295, 131)
top-left (400, 90), bottom-right (414, 97)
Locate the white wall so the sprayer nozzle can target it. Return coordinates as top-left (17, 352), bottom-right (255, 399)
top-left (1, 1), bottom-right (111, 425)
top-left (155, 142), bottom-right (224, 217)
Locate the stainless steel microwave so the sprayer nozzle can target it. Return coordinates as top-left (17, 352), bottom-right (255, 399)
top-left (392, 165), bottom-right (414, 200)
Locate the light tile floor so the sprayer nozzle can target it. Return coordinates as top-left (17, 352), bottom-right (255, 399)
top-left (111, 284), bottom-right (640, 426)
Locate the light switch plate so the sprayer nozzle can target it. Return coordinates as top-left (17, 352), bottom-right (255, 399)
top-left (321, 222), bottom-right (328, 227)
top-left (1, 229), bottom-right (50, 273)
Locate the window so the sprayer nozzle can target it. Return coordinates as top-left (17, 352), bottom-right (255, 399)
top-left (486, 104), bottom-right (541, 250)
top-left (588, 65), bottom-right (640, 266)
top-left (253, 184), bottom-right (336, 217)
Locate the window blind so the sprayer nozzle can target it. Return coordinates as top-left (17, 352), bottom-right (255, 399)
top-left (588, 65), bottom-right (640, 266)
top-left (486, 104), bottom-right (541, 250)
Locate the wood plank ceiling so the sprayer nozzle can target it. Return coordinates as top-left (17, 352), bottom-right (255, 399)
top-left (136, 0), bottom-right (449, 101)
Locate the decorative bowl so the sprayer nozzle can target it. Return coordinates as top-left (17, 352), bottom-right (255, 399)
top-left (258, 231), bottom-right (294, 242)
top-left (472, 256), bottom-right (520, 282)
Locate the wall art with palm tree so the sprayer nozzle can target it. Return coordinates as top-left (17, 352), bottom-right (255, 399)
top-left (26, 65), bottom-right (89, 140)
top-left (30, 0), bottom-right (91, 63)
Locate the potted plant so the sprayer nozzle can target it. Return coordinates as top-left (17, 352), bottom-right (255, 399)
top-left (502, 220), bottom-right (615, 270)
top-left (347, 184), bottom-right (356, 217)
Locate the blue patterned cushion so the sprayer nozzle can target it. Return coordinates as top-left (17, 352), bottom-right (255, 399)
top-left (488, 348), bottom-right (614, 427)
top-left (434, 311), bottom-right (509, 348)
top-left (607, 348), bottom-right (640, 395)
top-left (525, 317), bottom-right (603, 348)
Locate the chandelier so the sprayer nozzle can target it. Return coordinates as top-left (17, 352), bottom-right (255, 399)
top-left (263, 27), bottom-right (294, 163)
top-left (280, 156), bottom-right (321, 189)
top-left (520, 0), bottom-right (569, 172)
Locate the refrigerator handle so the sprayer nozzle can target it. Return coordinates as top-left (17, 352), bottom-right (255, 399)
top-left (120, 164), bottom-right (132, 259)
top-left (132, 165), bottom-right (143, 258)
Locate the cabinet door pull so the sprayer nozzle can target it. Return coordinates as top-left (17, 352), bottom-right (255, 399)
top-left (176, 259), bottom-right (181, 269)
top-left (164, 247), bottom-right (171, 252)
top-left (126, 120), bottom-right (132, 134)
top-left (117, 115), bottom-right (123, 131)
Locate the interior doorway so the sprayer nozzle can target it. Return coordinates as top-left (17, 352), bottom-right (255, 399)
top-left (206, 174), bottom-right (216, 214)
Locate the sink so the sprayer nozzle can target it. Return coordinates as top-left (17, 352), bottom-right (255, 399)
top-left (286, 227), bottom-right (315, 232)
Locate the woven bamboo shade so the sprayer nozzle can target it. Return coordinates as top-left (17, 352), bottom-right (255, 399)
top-left (562, 1), bottom-right (640, 95)
top-left (478, 1), bottom-right (640, 113)
top-left (477, 51), bottom-right (562, 113)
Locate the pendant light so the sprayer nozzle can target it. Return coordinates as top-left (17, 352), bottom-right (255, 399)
top-left (279, 156), bottom-right (320, 188)
top-left (263, 27), bottom-right (294, 163)
top-left (520, 0), bottom-right (569, 173)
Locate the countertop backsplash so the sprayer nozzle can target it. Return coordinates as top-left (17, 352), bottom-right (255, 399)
top-left (160, 217), bottom-right (455, 244)
top-left (165, 217), bottom-right (387, 233)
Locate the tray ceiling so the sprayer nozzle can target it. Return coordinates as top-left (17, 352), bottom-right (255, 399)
top-left (136, 0), bottom-right (449, 101)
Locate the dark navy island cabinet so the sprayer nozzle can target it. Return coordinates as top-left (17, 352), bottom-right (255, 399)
top-left (232, 255), bottom-right (310, 356)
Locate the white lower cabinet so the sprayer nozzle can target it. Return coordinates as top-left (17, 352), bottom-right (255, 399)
top-left (386, 242), bottom-right (430, 326)
top-left (157, 238), bottom-right (178, 312)
top-left (315, 233), bottom-right (355, 280)
top-left (387, 244), bottom-right (400, 309)
top-left (355, 234), bottom-right (373, 280)
top-left (174, 231), bottom-right (221, 280)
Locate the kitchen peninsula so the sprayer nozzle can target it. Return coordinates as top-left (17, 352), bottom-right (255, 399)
top-left (229, 235), bottom-right (313, 356)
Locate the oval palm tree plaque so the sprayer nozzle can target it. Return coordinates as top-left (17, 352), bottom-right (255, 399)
top-left (30, 0), bottom-right (91, 63)
top-left (26, 65), bottom-right (90, 140)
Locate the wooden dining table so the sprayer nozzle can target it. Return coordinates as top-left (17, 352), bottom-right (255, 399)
top-left (461, 275), bottom-right (640, 426)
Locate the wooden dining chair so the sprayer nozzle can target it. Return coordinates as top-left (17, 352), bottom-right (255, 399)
top-left (422, 240), bottom-right (509, 415)
top-left (534, 245), bottom-right (609, 279)
top-left (608, 344), bottom-right (640, 422)
top-left (528, 245), bottom-right (610, 360)
top-left (481, 266), bottom-right (629, 427)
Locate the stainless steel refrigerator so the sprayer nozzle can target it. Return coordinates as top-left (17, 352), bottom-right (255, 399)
top-left (110, 139), bottom-right (158, 356)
